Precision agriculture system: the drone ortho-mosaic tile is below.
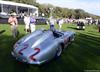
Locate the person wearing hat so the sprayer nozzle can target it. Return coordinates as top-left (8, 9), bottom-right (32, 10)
top-left (8, 12), bottom-right (18, 38)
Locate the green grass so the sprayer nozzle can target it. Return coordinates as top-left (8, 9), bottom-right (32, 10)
top-left (0, 23), bottom-right (100, 72)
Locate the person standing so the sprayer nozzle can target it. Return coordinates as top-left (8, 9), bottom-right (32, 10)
top-left (98, 19), bottom-right (100, 32)
top-left (49, 16), bottom-right (55, 30)
top-left (58, 18), bottom-right (64, 31)
top-left (24, 14), bottom-right (30, 33)
top-left (30, 15), bottom-right (36, 33)
top-left (8, 12), bottom-right (18, 38)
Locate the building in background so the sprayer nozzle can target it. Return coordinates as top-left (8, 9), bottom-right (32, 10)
top-left (0, 1), bottom-right (38, 18)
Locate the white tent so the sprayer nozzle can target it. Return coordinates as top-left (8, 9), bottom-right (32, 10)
top-left (0, 1), bottom-right (38, 9)
top-left (0, 1), bottom-right (38, 18)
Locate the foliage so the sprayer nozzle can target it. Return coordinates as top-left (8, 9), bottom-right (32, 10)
top-left (34, 3), bottom-right (100, 19)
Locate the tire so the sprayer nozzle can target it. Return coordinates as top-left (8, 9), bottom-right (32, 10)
top-left (71, 35), bottom-right (75, 41)
top-left (68, 37), bottom-right (71, 45)
top-left (56, 45), bottom-right (63, 57)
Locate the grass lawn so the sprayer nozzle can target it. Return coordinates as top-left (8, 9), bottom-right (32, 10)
top-left (0, 23), bottom-right (100, 72)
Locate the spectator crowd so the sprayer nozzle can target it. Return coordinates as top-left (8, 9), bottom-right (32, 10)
top-left (7, 12), bottom-right (100, 38)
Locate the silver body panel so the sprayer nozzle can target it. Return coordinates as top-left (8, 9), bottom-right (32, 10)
top-left (12, 29), bottom-right (75, 65)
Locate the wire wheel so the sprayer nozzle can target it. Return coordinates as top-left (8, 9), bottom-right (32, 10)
top-left (56, 45), bottom-right (62, 57)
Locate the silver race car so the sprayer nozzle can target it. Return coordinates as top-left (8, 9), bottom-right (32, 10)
top-left (11, 29), bottom-right (75, 65)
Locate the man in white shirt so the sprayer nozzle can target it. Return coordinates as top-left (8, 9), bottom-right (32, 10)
top-left (49, 16), bottom-right (55, 30)
top-left (30, 15), bottom-right (36, 33)
top-left (24, 14), bottom-right (30, 33)
top-left (58, 18), bottom-right (64, 31)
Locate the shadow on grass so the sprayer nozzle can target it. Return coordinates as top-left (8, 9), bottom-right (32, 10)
top-left (0, 32), bottom-right (100, 72)
top-left (0, 30), bottom-right (6, 34)
top-left (67, 27), bottom-right (85, 31)
top-left (0, 33), bottom-right (29, 72)
top-left (67, 33), bottom-right (100, 70)
top-left (67, 27), bottom-right (77, 30)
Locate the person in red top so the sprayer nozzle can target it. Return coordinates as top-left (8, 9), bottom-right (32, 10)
top-left (8, 12), bottom-right (18, 38)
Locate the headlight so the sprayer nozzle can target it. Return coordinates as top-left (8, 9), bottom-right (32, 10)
top-left (14, 44), bottom-right (18, 49)
top-left (14, 40), bottom-right (22, 49)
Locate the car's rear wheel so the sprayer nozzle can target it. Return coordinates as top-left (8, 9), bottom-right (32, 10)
top-left (56, 45), bottom-right (62, 57)
top-left (71, 35), bottom-right (75, 42)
